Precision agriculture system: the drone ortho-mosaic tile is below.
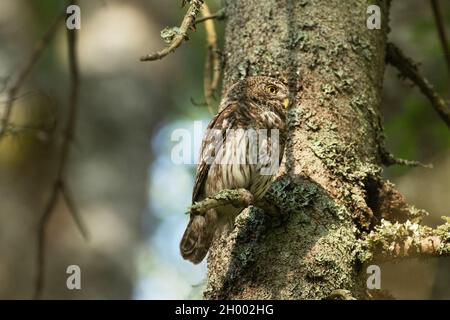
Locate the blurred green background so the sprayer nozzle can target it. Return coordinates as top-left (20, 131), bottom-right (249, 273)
top-left (0, 0), bottom-right (449, 299)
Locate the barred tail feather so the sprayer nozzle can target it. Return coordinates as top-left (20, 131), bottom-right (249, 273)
top-left (180, 213), bottom-right (216, 264)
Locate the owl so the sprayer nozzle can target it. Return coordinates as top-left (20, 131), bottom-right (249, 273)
top-left (180, 76), bottom-right (290, 264)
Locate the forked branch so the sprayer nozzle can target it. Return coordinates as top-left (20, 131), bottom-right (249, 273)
top-left (34, 1), bottom-right (88, 299)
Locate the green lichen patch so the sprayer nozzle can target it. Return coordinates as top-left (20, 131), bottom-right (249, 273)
top-left (357, 218), bottom-right (450, 263)
top-left (287, 107), bottom-right (318, 130)
top-left (310, 133), bottom-right (381, 186)
top-left (286, 31), bottom-right (310, 50)
top-left (436, 217), bottom-right (450, 255)
top-left (160, 27), bottom-right (183, 43)
top-left (264, 176), bottom-right (319, 213)
top-left (321, 83), bottom-right (337, 98)
top-left (348, 34), bottom-right (373, 61)
top-left (264, 175), bottom-right (351, 222)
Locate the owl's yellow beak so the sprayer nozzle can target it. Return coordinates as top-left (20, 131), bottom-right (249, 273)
top-left (283, 98), bottom-right (289, 109)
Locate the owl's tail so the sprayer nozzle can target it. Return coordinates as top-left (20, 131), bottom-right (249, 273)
top-left (180, 213), bottom-right (217, 264)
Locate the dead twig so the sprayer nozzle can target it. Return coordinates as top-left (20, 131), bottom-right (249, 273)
top-left (140, 0), bottom-right (204, 61)
top-left (386, 42), bottom-right (450, 128)
top-left (381, 148), bottom-right (433, 168)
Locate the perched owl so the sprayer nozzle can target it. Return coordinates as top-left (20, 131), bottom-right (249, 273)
top-left (180, 76), bottom-right (290, 264)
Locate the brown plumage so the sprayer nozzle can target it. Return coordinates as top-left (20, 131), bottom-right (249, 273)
top-left (180, 76), bottom-right (289, 264)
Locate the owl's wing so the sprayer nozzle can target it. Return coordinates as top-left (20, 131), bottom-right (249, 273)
top-left (192, 102), bottom-right (238, 203)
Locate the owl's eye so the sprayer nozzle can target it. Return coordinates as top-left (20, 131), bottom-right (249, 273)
top-left (266, 85), bottom-right (278, 94)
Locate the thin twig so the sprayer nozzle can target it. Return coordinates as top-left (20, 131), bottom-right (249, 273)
top-left (386, 42), bottom-right (450, 128)
top-left (140, 0), bottom-right (204, 61)
top-left (381, 149), bottom-right (433, 168)
top-left (0, 11), bottom-right (65, 137)
top-left (430, 0), bottom-right (450, 83)
top-left (34, 2), bottom-right (87, 299)
top-left (201, 3), bottom-right (221, 114)
top-left (195, 8), bottom-right (225, 25)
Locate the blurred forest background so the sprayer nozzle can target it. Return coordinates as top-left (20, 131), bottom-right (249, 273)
top-left (0, 0), bottom-right (449, 299)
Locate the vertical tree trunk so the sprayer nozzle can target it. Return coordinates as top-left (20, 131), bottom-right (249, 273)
top-left (205, 0), bottom-right (389, 299)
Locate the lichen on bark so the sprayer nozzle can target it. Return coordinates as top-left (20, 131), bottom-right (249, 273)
top-left (205, 0), bottom-right (390, 299)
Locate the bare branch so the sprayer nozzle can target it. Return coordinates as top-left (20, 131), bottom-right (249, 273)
top-left (34, 2), bottom-right (87, 299)
top-left (140, 0), bottom-right (204, 62)
top-left (195, 8), bottom-right (225, 25)
top-left (201, 3), bottom-right (221, 113)
top-left (189, 188), bottom-right (282, 218)
top-left (386, 42), bottom-right (450, 128)
top-left (190, 188), bottom-right (254, 216)
top-left (430, 0), bottom-right (450, 83)
top-left (358, 218), bottom-right (450, 263)
top-left (0, 11), bottom-right (65, 137)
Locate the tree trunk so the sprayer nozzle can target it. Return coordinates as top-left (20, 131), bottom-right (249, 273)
top-left (205, 0), bottom-right (389, 299)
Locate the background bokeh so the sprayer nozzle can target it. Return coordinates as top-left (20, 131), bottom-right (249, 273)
top-left (0, 0), bottom-right (448, 299)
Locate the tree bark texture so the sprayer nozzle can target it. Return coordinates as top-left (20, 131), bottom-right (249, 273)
top-left (205, 0), bottom-right (389, 299)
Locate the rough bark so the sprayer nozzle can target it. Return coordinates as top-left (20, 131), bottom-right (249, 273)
top-left (205, 0), bottom-right (389, 299)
